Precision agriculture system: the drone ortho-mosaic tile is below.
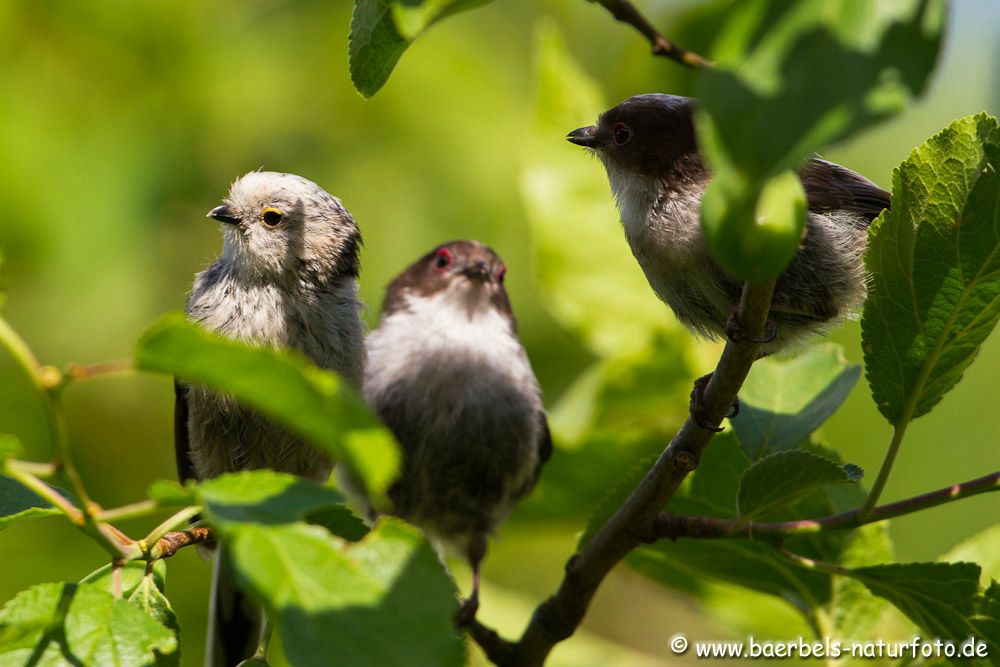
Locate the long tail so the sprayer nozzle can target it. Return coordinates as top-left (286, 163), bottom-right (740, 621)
top-left (206, 548), bottom-right (262, 667)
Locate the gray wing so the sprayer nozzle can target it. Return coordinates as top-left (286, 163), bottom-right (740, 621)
top-left (174, 380), bottom-right (197, 483)
top-left (799, 157), bottom-right (890, 226)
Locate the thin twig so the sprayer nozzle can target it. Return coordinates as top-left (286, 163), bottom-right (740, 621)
top-left (4, 460), bottom-right (139, 559)
top-left (140, 506), bottom-right (202, 554)
top-left (64, 360), bottom-right (134, 384)
top-left (860, 422), bottom-right (908, 518)
top-left (592, 0), bottom-right (712, 68)
top-left (468, 280), bottom-right (775, 666)
top-left (649, 470), bottom-right (1000, 541)
top-left (97, 499), bottom-right (161, 524)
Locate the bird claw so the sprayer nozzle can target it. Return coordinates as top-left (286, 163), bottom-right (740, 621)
top-left (726, 312), bottom-right (778, 345)
top-left (689, 373), bottom-right (739, 431)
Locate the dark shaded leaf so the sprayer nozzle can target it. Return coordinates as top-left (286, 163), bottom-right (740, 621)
top-left (732, 344), bottom-right (860, 458)
top-left (737, 450), bottom-right (862, 520)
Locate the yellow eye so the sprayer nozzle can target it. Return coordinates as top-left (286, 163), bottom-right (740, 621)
top-left (261, 208), bottom-right (283, 226)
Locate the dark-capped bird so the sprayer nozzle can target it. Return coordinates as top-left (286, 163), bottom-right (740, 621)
top-left (362, 240), bottom-right (551, 624)
top-left (568, 94), bottom-right (889, 354)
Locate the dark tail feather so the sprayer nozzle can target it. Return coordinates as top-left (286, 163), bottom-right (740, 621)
top-left (207, 548), bottom-right (262, 667)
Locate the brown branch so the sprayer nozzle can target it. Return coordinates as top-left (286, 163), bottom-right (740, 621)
top-left (152, 527), bottom-right (213, 559)
top-left (468, 280), bottom-right (775, 666)
top-left (593, 0), bottom-right (712, 68)
top-left (650, 470), bottom-right (1000, 541)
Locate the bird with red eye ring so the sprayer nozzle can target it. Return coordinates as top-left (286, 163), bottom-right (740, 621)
top-left (613, 122), bottom-right (632, 146)
top-left (433, 247), bottom-right (454, 271)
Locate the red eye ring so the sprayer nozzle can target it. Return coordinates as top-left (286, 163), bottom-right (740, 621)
top-left (613, 122), bottom-right (632, 146)
top-left (434, 247), bottom-right (454, 271)
top-left (496, 265), bottom-right (507, 283)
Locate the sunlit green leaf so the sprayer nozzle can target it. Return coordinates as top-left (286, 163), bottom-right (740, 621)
top-left (80, 561), bottom-right (166, 599)
top-left (524, 21), bottom-right (685, 359)
top-left (146, 480), bottom-right (194, 507)
top-left (863, 113), bottom-right (1000, 424)
top-left (737, 450), bottom-right (862, 520)
top-left (227, 519), bottom-right (463, 667)
top-left (732, 344), bottom-right (860, 459)
top-left (196, 470), bottom-right (344, 529)
top-left (940, 524), bottom-right (1000, 585)
top-left (350, 0), bottom-right (493, 97)
top-left (136, 314), bottom-right (400, 503)
top-left (0, 582), bottom-right (177, 667)
top-left (128, 575), bottom-right (179, 667)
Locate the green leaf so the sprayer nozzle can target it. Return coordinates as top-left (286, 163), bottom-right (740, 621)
top-left (737, 449), bottom-right (862, 520)
top-left (631, 436), bottom-right (874, 623)
top-left (732, 344), bottom-right (861, 459)
top-left (974, 583), bottom-right (1000, 657)
top-left (846, 562), bottom-right (998, 657)
top-left (863, 113), bottom-right (1000, 424)
top-left (696, 0), bottom-right (944, 280)
top-left (305, 504), bottom-right (370, 542)
top-left (631, 435), bottom-right (832, 607)
top-left (80, 561), bottom-right (167, 599)
top-left (128, 575), bottom-right (179, 667)
top-left (227, 519), bottom-right (463, 667)
top-left (136, 314), bottom-right (400, 503)
top-left (146, 479), bottom-right (194, 506)
top-left (940, 524), bottom-right (1000, 585)
top-left (698, 0), bottom-right (945, 180)
top-left (349, 0), bottom-right (493, 98)
top-left (700, 168), bottom-right (807, 282)
top-left (0, 582), bottom-right (177, 667)
top-left (524, 20), bottom-right (683, 359)
top-left (0, 476), bottom-right (64, 531)
top-left (195, 470), bottom-right (346, 529)
top-left (830, 523), bottom-right (892, 641)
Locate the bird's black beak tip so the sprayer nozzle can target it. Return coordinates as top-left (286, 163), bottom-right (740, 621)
top-left (566, 126), bottom-right (599, 148)
top-left (463, 262), bottom-right (491, 283)
top-left (207, 204), bottom-right (240, 225)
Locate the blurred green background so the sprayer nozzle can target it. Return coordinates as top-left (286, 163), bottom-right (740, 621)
top-left (1, 1), bottom-right (998, 665)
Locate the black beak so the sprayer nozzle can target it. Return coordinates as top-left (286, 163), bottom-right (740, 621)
top-left (462, 261), bottom-right (490, 283)
top-left (566, 125), bottom-right (600, 148)
top-left (207, 204), bottom-right (240, 225)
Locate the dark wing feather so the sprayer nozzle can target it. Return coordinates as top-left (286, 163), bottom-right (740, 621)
top-left (537, 413), bottom-right (553, 464)
top-left (798, 157), bottom-right (890, 226)
top-left (174, 380), bottom-right (197, 483)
